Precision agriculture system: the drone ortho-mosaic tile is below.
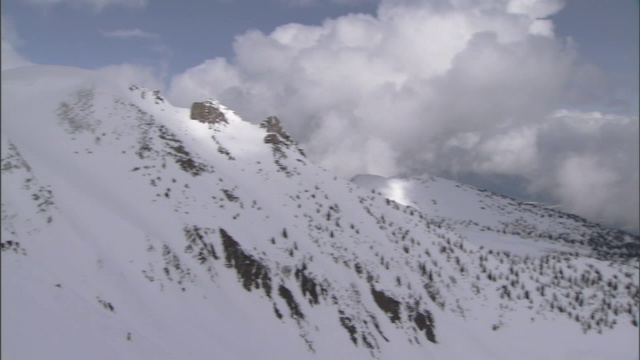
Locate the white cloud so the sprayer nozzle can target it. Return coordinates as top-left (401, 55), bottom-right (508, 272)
top-left (167, 0), bottom-right (638, 231)
top-left (528, 19), bottom-right (554, 37)
top-left (95, 63), bottom-right (164, 92)
top-left (531, 110), bottom-right (639, 229)
top-left (169, 58), bottom-right (241, 106)
top-left (556, 155), bottom-right (617, 214)
top-left (553, 154), bottom-right (637, 229)
top-left (507, 0), bottom-right (565, 18)
top-left (1, 16), bottom-right (33, 71)
top-left (22, 0), bottom-right (146, 11)
top-left (475, 126), bottom-right (539, 175)
top-left (101, 28), bottom-right (159, 39)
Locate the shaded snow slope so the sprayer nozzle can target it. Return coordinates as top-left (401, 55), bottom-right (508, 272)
top-left (2, 65), bottom-right (639, 359)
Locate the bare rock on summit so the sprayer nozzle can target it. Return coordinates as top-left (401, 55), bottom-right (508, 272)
top-left (261, 116), bottom-right (293, 145)
top-left (190, 101), bottom-right (228, 125)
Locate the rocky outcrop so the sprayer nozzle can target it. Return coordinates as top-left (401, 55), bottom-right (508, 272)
top-left (261, 116), bottom-right (294, 146)
top-left (190, 100), bottom-right (228, 125)
top-left (259, 116), bottom-right (307, 177)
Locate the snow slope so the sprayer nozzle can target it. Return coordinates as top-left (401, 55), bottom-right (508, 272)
top-left (353, 174), bottom-right (639, 258)
top-left (2, 65), bottom-right (639, 359)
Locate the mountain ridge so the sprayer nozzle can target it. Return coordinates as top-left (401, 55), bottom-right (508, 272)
top-left (353, 174), bottom-right (640, 259)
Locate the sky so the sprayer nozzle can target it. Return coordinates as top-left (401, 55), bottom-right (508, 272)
top-left (1, 0), bottom-right (639, 233)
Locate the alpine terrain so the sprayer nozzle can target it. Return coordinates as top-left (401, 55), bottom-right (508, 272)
top-left (2, 65), bottom-right (639, 359)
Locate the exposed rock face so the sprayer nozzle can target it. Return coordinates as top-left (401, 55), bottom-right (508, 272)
top-left (260, 116), bottom-right (306, 157)
top-left (190, 101), bottom-right (228, 125)
top-left (259, 116), bottom-right (307, 177)
top-left (261, 116), bottom-right (293, 145)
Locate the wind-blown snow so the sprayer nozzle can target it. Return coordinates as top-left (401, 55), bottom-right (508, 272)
top-left (2, 65), bottom-right (638, 360)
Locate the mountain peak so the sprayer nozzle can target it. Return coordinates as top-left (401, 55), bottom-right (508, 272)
top-left (128, 84), bottom-right (166, 105)
top-left (190, 99), bottom-right (229, 125)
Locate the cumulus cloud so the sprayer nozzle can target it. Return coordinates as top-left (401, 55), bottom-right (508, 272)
top-left (167, 0), bottom-right (638, 231)
top-left (101, 28), bottom-right (159, 39)
top-left (1, 16), bottom-right (33, 71)
top-left (506, 0), bottom-right (565, 18)
top-left (22, 0), bottom-right (146, 11)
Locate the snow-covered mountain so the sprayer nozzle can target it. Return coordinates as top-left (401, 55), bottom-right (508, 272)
top-left (2, 65), bottom-right (638, 360)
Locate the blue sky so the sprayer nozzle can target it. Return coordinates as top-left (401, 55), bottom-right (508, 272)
top-left (3, 0), bottom-right (379, 77)
top-left (3, 0), bottom-right (638, 96)
top-left (2, 0), bottom-right (639, 233)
